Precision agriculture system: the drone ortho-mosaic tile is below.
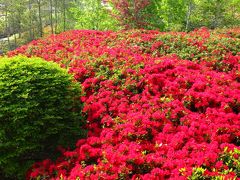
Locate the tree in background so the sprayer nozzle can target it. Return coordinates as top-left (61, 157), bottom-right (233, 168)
top-left (152, 0), bottom-right (189, 31)
top-left (109, 0), bottom-right (192, 31)
top-left (185, 0), bottom-right (195, 31)
top-left (109, 0), bottom-right (240, 31)
top-left (36, 0), bottom-right (43, 37)
top-left (226, 0), bottom-right (240, 27)
top-left (189, 0), bottom-right (240, 30)
top-left (109, 0), bottom-right (154, 29)
top-left (26, 0), bottom-right (34, 40)
top-left (69, 0), bottom-right (119, 31)
top-left (0, 0), bottom-right (25, 49)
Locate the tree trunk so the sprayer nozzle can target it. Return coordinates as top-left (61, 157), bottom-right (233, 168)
top-left (28, 0), bottom-right (34, 40)
top-left (185, 1), bottom-right (193, 31)
top-left (212, 1), bottom-right (222, 28)
top-left (63, 0), bottom-right (66, 31)
top-left (14, 33), bottom-right (17, 48)
top-left (5, 8), bottom-right (11, 50)
top-left (54, 0), bottom-right (58, 33)
top-left (215, 1), bottom-right (221, 28)
top-left (50, 0), bottom-right (54, 34)
top-left (37, 0), bottom-right (43, 37)
top-left (17, 10), bottom-right (22, 38)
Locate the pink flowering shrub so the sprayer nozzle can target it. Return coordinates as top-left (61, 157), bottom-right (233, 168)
top-left (8, 28), bottom-right (240, 179)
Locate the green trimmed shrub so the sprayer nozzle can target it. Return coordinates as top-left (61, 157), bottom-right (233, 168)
top-left (0, 56), bottom-right (86, 179)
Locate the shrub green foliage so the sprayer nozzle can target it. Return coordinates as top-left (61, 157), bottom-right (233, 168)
top-left (0, 56), bottom-right (86, 179)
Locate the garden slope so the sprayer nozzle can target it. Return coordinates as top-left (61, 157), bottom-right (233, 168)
top-left (9, 28), bottom-right (240, 179)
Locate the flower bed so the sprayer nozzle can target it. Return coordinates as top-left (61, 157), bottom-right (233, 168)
top-left (9, 28), bottom-right (240, 179)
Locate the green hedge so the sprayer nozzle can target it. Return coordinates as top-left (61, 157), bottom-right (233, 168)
top-left (0, 56), bottom-right (86, 179)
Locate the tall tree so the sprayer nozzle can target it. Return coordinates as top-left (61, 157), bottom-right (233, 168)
top-left (110, 0), bottom-right (152, 29)
top-left (49, 0), bottom-right (54, 34)
top-left (53, 0), bottom-right (58, 33)
top-left (4, 4), bottom-right (10, 49)
top-left (36, 0), bottom-right (43, 37)
top-left (63, 0), bottom-right (66, 31)
top-left (28, 0), bottom-right (34, 40)
top-left (185, 0), bottom-right (194, 31)
top-left (69, 0), bottom-right (119, 31)
top-left (0, 1), bottom-right (11, 49)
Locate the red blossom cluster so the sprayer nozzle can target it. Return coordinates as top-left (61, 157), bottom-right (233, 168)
top-left (9, 28), bottom-right (240, 179)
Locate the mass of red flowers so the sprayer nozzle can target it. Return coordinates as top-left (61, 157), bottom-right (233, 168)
top-left (9, 27), bottom-right (240, 179)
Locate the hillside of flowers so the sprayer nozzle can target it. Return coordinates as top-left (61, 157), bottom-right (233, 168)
top-left (9, 27), bottom-right (240, 179)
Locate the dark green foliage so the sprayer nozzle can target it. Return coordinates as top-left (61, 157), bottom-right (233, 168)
top-left (0, 56), bottom-right (86, 179)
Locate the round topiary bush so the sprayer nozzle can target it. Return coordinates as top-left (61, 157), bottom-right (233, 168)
top-left (0, 56), bottom-right (86, 179)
